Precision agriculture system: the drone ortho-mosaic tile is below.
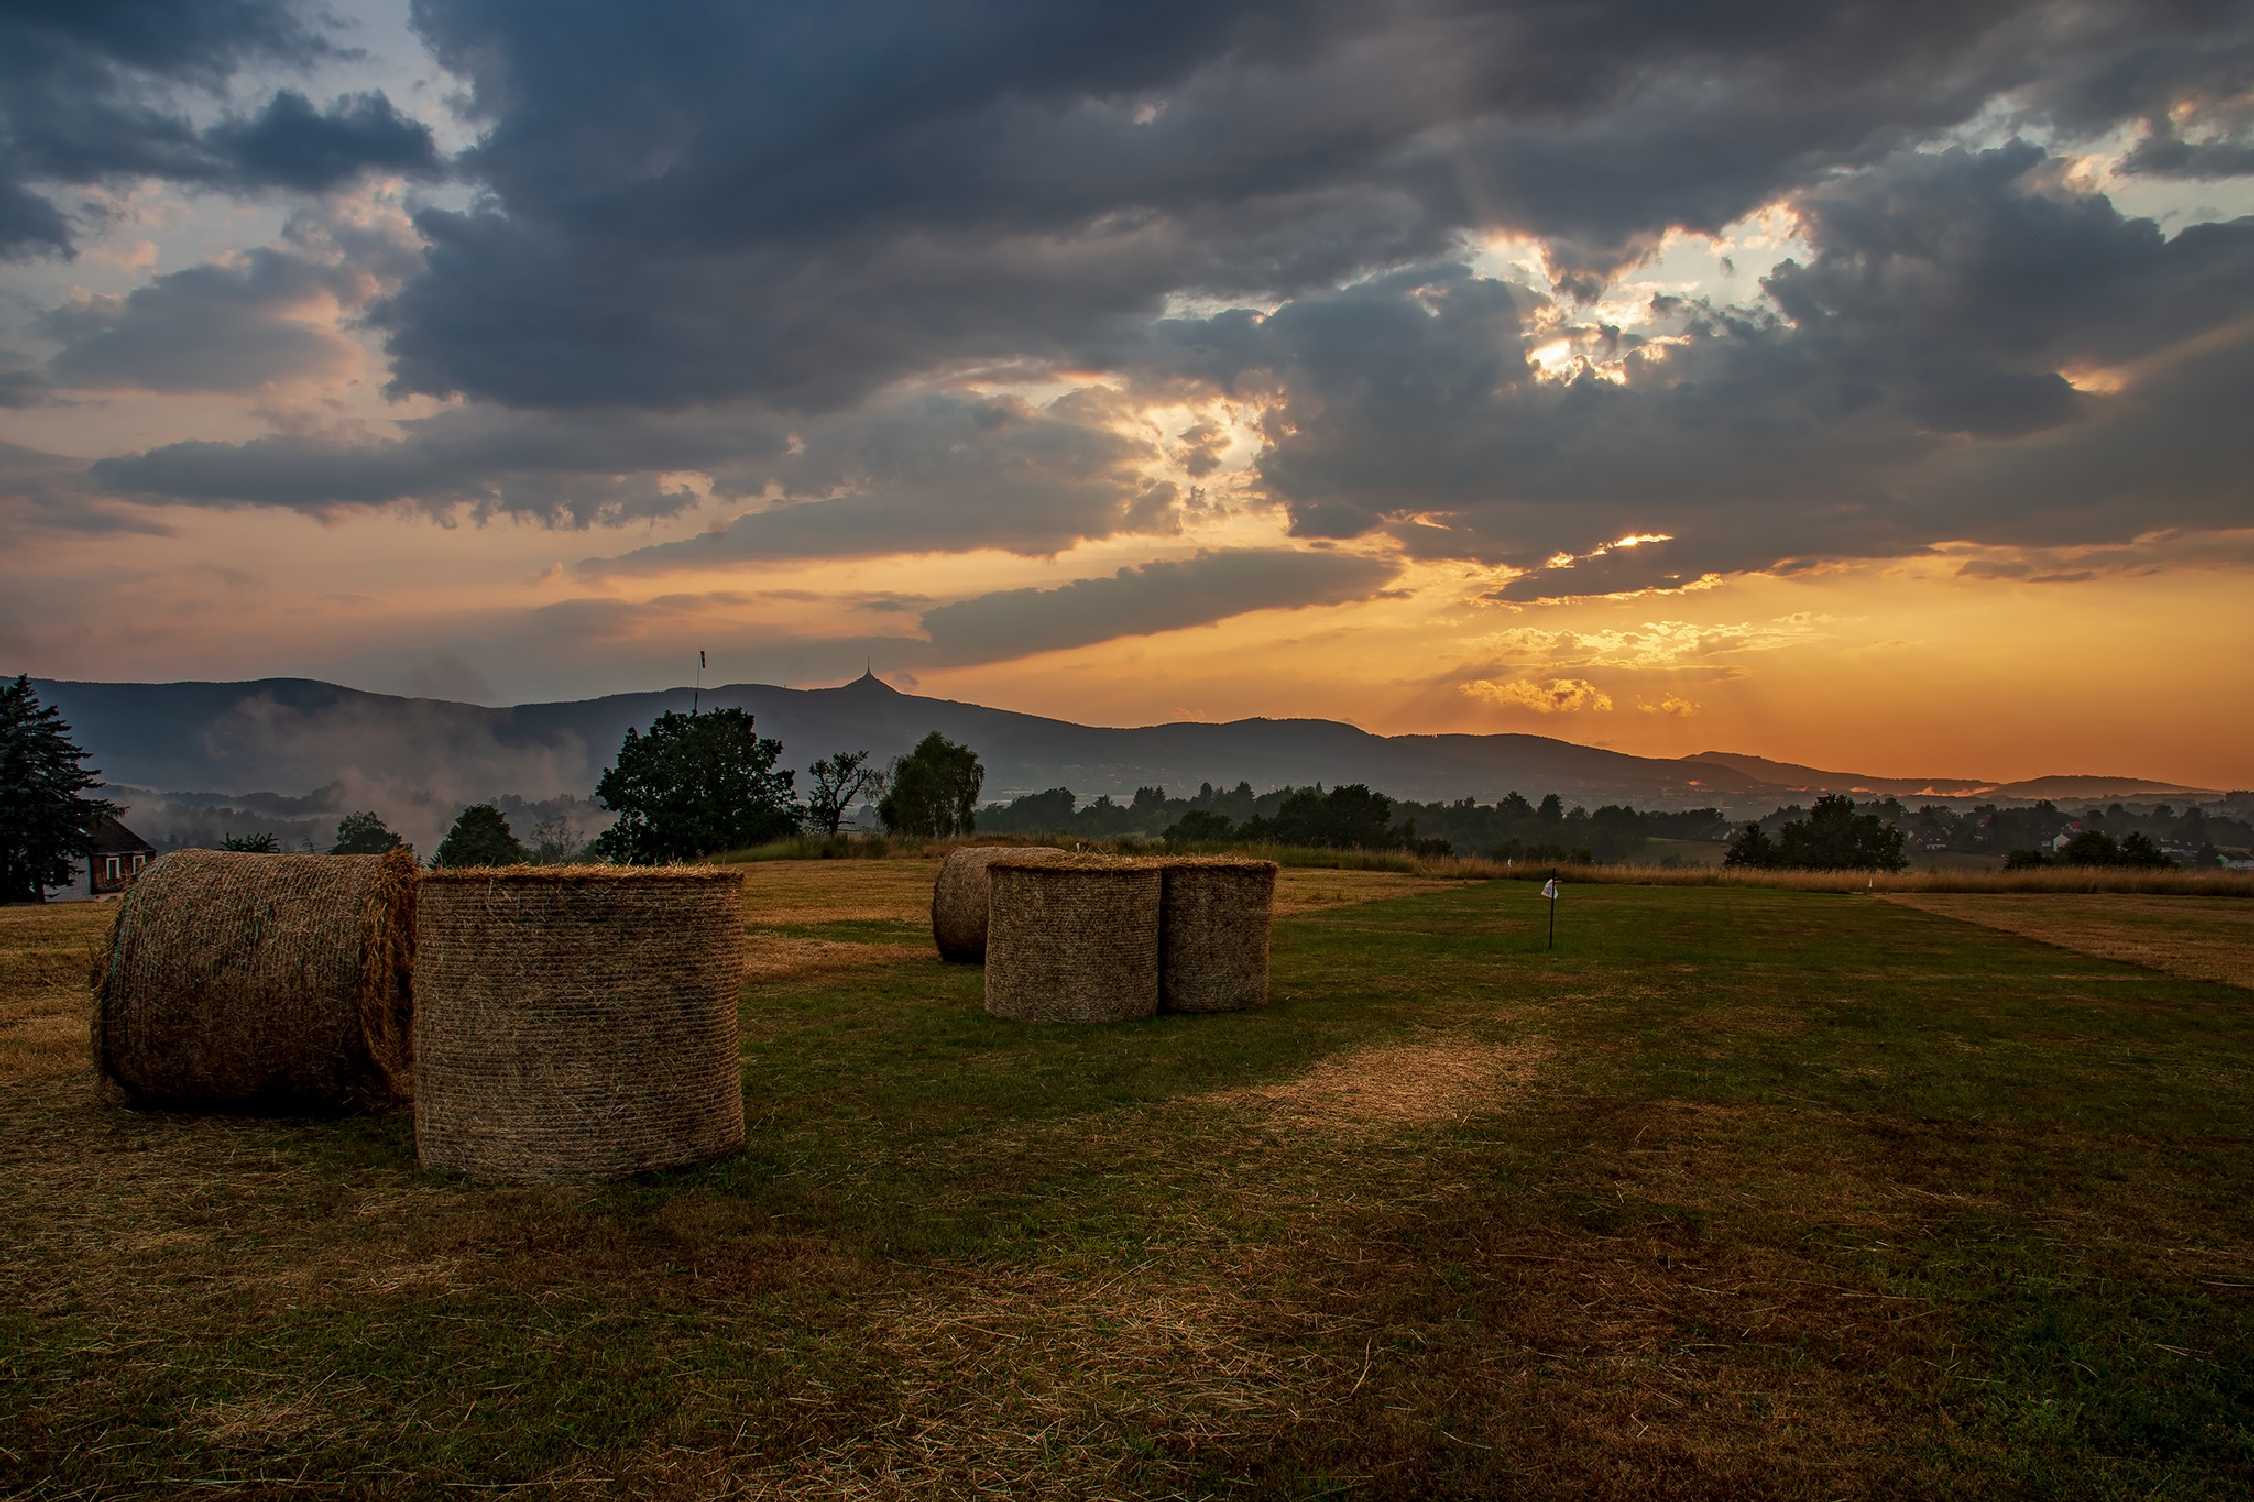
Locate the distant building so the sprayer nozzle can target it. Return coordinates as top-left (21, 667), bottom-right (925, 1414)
top-left (2048, 821), bottom-right (2085, 853)
top-left (84, 815), bottom-right (155, 897)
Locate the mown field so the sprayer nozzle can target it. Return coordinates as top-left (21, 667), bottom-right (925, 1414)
top-left (3, 863), bottom-right (2251, 1499)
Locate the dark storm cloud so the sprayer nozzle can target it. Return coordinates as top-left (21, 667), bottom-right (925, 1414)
top-left (916, 549), bottom-right (1399, 663)
top-left (85, 385), bottom-right (1170, 543)
top-left (199, 91), bottom-right (441, 192)
top-left (88, 404), bottom-right (721, 528)
top-left (0, 2), bottom-right (439, 256)
top-left (1106, 146), bottom-right (2254, 598)
top-left (588, 390), bottom-right (1171, 568)
top-left (425, 549), bottom-right (1399, 689)
top-left (374, 0), bottom-right (2254, 411)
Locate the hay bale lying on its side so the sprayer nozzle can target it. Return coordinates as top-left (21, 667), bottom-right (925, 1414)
top-left (984, 855), bottom-right (1163, 1023)
top-left (413, 865), bottom-right (746, 1182)
top-left (932, 845), bottom-right (1068, 961)
top-left (1160, 857), bottom-right (1279, 1014)
top-left (91, 848), bottom-right (416, 1112)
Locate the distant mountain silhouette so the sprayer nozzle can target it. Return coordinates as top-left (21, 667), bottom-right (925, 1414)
top-left (26, 673), bottom-right (2213, 814)
top-left (1684, 752), bottom-right (2212, 802)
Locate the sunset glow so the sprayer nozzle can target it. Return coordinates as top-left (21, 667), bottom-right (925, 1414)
top-left (4, 1), bottom-right (2252, 791)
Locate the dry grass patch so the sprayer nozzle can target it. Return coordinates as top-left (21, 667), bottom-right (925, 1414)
top-left (1202, 1036), bottom-right (1551, 1133)
top-left (742, 932), bottom-right (928, 984)
top-left (1884, 892), bottom-right (2254, 988)
top-left (1271, 869), bottom-right (1463, 915)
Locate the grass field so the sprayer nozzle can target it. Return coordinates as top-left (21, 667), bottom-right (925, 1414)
top-left (4, 863), bottom-right (2251, 1498)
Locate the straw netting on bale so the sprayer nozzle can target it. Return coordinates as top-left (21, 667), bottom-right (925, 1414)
top-left (931, 845), bottom-right (1068, 962)
top-left (91, 848), bottom-right (416, 1112)
top-left (413, 865), bottom-right (747, 1182)
top-left (984, 855), bottom-right (1164, 1024)
top-left (1159, 857), bottom-right (1279, 1014)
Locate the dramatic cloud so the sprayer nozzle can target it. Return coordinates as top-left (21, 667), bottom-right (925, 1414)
top-left (916, 549), bottom-right (1398, 663)
top-left (42, 247), bottom-right (361, 392)
top-left (0, 3), bottom-right (439, 257)
top-left (367, 1), bottom-right (2254, 410)
top-left (585, 390), bottom-right (1174, 565)
top-left (1118, 145), bottom-right (2254, 595)
top-left (1460, 677), bottom-right (1616, 715)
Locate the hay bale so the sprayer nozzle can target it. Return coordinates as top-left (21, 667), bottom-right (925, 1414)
top-left (413, 865), bottom-right (746, 1182)
top-left (1159, 857), bottom-right (1279, 1013)
top-left (984, 855), bottom-right (1163, 1023)
top-left (91, 849), bottom-right (415, 1112)
top-left (931, 845), bottom-right (1068, 961)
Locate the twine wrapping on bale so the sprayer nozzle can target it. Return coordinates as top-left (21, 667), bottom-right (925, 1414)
top-left (984, 854), bottom-right (1164, 1023)
top-left (1159, 857), bottom-right (1279, 1014)
top-left (91, 848), bottom-right (416, 1112)
top-left (413, 865), bottom-right (746, 1182)
top-left (931, 845), bottom-right (1069, 962)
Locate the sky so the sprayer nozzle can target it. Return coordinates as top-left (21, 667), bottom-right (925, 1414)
top-left (3, 1), bottom-right (2252, 787)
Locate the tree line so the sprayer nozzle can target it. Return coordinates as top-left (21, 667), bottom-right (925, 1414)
top-left (979, 781), bottom-right (1731, 863)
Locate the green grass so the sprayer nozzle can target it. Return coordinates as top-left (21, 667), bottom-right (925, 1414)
top-left (3, 882), bottom-right (2251, 1498)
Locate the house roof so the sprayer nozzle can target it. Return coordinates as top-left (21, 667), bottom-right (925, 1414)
top-left (87, 813), bottom-right (154, 855)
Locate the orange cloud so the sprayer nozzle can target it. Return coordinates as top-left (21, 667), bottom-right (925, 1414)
top-left (1460, 676), bottom-right (1615, 714)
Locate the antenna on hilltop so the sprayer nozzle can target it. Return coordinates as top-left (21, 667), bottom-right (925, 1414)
top-left (694, 649), bottom-right (705, 715)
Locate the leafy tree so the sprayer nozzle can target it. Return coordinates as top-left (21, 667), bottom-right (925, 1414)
top-left (527, 812), bottom-right (585, 865)
top-left (804, 750), bottom-right (883, 837)
top-left (1723, 822), bottom-right (1776, 869)
top-left (433, 803), bottom-right (530, 868)
top-left (1498, 791), bottom-right (1534, 820)
top-left (2003, 848), bottom-right (2050, 870)
top-left (878, 732), bottom-right (984, 838)
top-left (2117, 831), bottom-right (2173, 869)
top-left (331, 810), bottom-right (405, 855)
top-left (595, 707), bottom-right (799, 863)
top-left (1164, 809), bottom-right (1236, 844)
top-left (221, 832), bottom-right (279, 852)
top-left (1537, 793), bottom-right (1564, 823)
top-left (1771, 795), bottom-right (1908, 871)
top-left (0, 675), bottom-right (117, 902)
top-left (2059, 829), bottom-right (2120, 866)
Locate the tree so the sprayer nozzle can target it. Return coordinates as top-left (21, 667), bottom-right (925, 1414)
top-left (1771, 795), bottom-right (1908, 871)
top-left (2117, 831), bottom-right (2174, 869)
top-left (1164, 809), bottom-right (1235, 844)
top-left (1723, 822), bottom-right (1776, 869)
top-left (804, 750), bottom-right (883, 837)
top-left (1537, 793), bottom-right (1564, 823)
top-left (433, 803), bottom-right (529, 868)
top-left (878, 732), bottom-right (984, 838)
top-left (527, 812), bottom-right (585, 864)
top-left (595, 707), bottom-right (799, 863)
top-left (331, 810), bottom-right (405, 855)
top-left (221, 832), bottom-right (279, 852)
top-left (0, 675), bottom-right (117, 902)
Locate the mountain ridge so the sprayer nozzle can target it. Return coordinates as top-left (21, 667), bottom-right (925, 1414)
top-left (23, 674), bottom-right (2215, 817)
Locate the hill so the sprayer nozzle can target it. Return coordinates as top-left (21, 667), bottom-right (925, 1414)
top-left (1686, 752), bottom-right (2214, 803)
top-left (24, 675), bottom-right (2213, 847)
top-left (31, 672), bottom-right (1771, 813)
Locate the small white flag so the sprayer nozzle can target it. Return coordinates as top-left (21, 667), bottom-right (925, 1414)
top-left (1540, 879), bottom-right (1560, 900)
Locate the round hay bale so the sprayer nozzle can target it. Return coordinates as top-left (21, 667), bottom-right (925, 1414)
top-left (931, 845), bottom-right (1068, 962)
top-left (413, 865), bottom-right (746, 1182)
top-left (1159, 857), bottom-right (1279, 1013)
top-left (984, 855), bottom-right (1163, 1023)
top-left (91, 848), bottom-right (416, 1113)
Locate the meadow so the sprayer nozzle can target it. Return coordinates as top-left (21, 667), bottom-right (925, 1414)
top-left (3, 863), bottom-right (2251, 1499)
